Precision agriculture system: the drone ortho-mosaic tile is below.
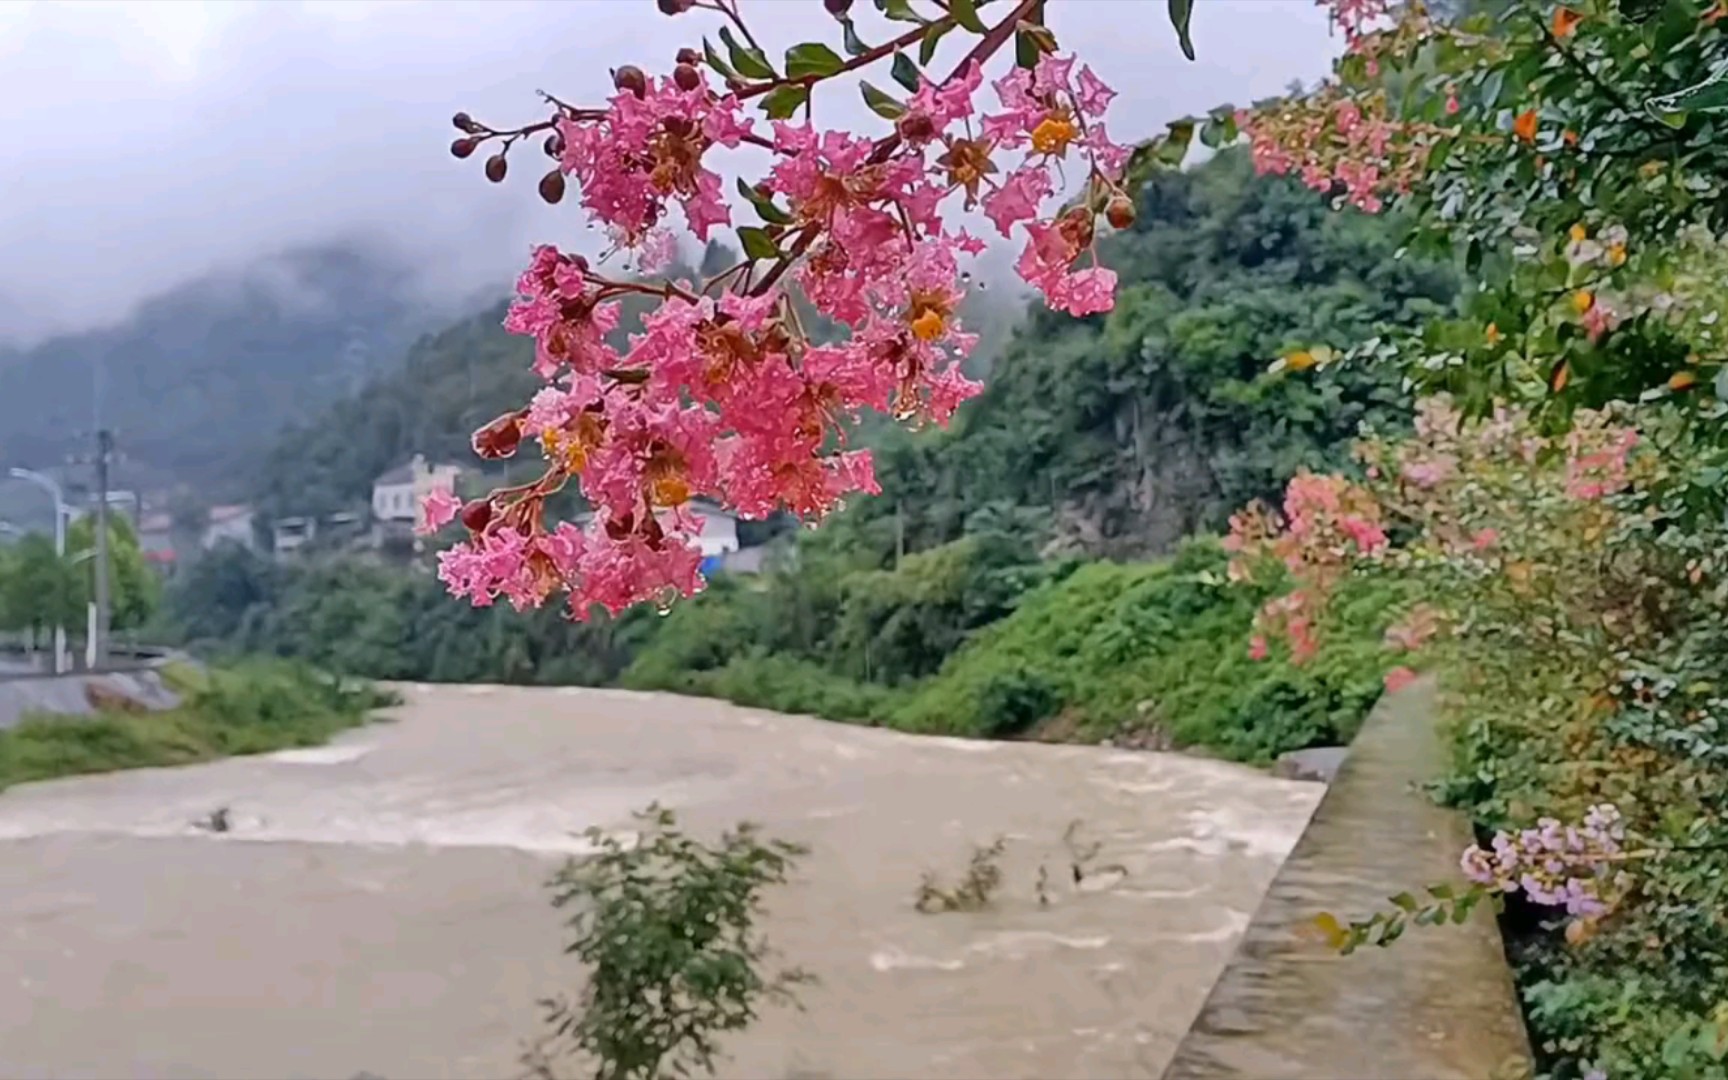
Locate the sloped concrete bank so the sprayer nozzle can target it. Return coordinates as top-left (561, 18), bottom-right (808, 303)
top-left (0, 669), bottom-right (182, 731)
top-left (1162, 680), bottom-right (1534, 1080)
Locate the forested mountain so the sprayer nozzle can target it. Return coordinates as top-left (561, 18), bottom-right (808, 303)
top-left (0, 243), bottom-right (442, 496)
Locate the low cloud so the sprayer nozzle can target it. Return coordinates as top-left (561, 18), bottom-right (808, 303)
top-left (0, 0), bottom-right (1340, 346)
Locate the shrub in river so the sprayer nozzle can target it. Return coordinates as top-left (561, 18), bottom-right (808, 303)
top-left (535, 805), bottom-right (812, 1080)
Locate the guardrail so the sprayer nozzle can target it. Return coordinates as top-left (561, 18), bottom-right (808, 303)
top-left (0, 643), bottom-right (180, 682)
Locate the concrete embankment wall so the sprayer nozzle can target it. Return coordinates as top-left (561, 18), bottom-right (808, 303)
top-left (0, 669), bottom-right (182, 731)
top-left (1163, 680), bottom-right (1534, 1080)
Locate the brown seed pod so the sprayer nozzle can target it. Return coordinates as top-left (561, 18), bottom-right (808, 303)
top-left (824, 0), bottom-right (853, 13)
top-left (450, 137), bottom-right (480, 159)
top-left (676, 47), bottom-right (701, 65)
top-left (543, 132), bottom-right (564, 158)
top-left (1105, 194), bottom-right (1136, 230)
top-left (451, 111), bottom-right (477, 132)
top-left (459, 499), bottom-right (493, 533)
top-left (484, 153), bottom-right (508, 183)
top-left (613, 65), bottom-right (648, 98)
top-left (472, 412), bottom-right (523, 459)
top-left (673, 63), bottom-right (702, 92)
top-left (539, 168), bottom-right (566, 204)
top-left (658, 0), bottom-right (694, 12)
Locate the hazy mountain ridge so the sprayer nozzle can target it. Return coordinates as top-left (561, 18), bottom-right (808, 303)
top-left (0, 243), bottom-right (456, 498)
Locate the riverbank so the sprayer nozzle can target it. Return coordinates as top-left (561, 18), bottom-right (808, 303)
top-left (0, 662), bottom-right (393, 792)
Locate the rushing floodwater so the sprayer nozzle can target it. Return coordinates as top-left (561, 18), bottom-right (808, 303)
top-left (0, 683), bottom-right (1322, 1080)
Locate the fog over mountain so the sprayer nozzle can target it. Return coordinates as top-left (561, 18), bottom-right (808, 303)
top-left (0, 0), bottom-right (1342, 347)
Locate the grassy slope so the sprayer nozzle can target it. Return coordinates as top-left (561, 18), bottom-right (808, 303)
top-left (625, 541), bottom-right (1400, 765)
top-left (0, 661), bottom-right (396, 791)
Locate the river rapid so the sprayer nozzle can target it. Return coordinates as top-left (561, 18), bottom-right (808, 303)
top-left (0, 683), bottom-right (1321, 1079)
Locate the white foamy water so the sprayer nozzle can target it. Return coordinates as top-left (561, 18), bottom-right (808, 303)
top-left (0, 683), bottom-right (1321, 1080)
top-left (267, 744), bottom-right (374, 766)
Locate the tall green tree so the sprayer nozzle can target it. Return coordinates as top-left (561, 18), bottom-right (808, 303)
top-left (0, 534), bottom-right (79, 638)
top-left (66, 514), bottom-right (160, 631)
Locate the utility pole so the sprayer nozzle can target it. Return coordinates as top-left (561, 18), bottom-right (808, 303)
top-left (92, 429), bottom-right (113, 670)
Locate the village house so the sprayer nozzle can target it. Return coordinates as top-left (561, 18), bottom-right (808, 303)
top-left (370, 454), bottom-right (465, 556)
top-left (201, 504), bottom-right (257, 550)
top-left (136, 512), bottom-right (176, 573)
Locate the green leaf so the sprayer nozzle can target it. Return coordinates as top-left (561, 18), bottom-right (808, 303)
top-left (1015, 27), bottom-right (1039, 70)
top-left (948, 0), bottom-right (987, 33)
top-left (892, 51), bottom-right (923, 93)
top-left (1647, 68), bottom-right (1728, 118)
top-left (737, 226), bottom-right (781, 262)
top-left (702, 37), bottom-right (740, 81)
top-left (758, 84), bottom-right (810, 120)
top-left (1426, 883), bottom-right (1456, 901)
top-left (1157, 119), bottom-right (1196, 167)
top-left (720, 27), bottom-right (776, 80)
top-left (920, 20), bottom-right (954, 65)
top-left (736, 177), bottom-right (793, 225)
top-left (1389, 891), bottom-right (1419, 912)
top-left (785, 42), bottom-right (846, 81)
top-left (840, 16), bottom-right (870, 58)
top-left (860, 80), bottom-right (907, 120)
top-left (875, 0), bottom-right (926, 24)
top-left (1168, 0), bottom-right (1196, 61)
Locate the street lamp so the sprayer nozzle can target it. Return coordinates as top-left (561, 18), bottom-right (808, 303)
top-left (6, 467), bottom-right (71, 673)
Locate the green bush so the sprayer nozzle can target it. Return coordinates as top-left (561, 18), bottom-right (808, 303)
top-left (0, 660), bottom-right (384, 790)
top-left (628, 651), bottom-right (902, 725)
top-left (891, 540), bottom-right (1398, 761)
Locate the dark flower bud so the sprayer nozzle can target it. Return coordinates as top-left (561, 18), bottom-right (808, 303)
top-left (450, 137), bottom-right (480, 159)
top-left (1105, 194), bottom-right (1136, 230)
top-left (539, 169), bottom-right (566, 204)
top-left (673, 63), bottom-right (702, 92)
top-left (658, 0), bottom-right (695, 12)
top-left (676, 47), bottom-right (701, 65)
top-left (472, 412), bottom-right (523, 460)
top-left (896, 112), bottom-right (936, 144)
top-left (543, 132), bottom-right (564, 158)
top-left (824, 0), bottom-right (853, 14)
top-left (613, 65), bottom-right (648, 98)
top-left (459, 499), bottom-right (493, 533)
top-left (452, 111), bottom-right (478, 132)
top-left (484, 153), bottom-right (508, 183)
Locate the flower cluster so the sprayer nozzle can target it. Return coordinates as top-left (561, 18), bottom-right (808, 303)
top-left (1226, 471), bottom-right (1388, 662)
top-left (433, 11), bottom-right (1131, 619)
top-left (1238, 85), bottom-right (1441, 214)
top-left (1460, 804), bottom-right (1630, 920)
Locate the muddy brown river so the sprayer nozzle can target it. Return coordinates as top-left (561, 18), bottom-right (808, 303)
top-left (0, 683), bottom-right (1321, 1080)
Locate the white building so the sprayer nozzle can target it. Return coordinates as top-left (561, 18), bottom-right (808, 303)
top-left (372, 454), bottom-right (464, 532)
top-left (201, 504), bottom-right (256, 550)
top-left (687, 497), bottom-right (740, 559)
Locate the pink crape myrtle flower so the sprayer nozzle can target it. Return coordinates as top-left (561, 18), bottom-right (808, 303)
top-left (557, 75), bottom-right (752, 244)
top-left (417, 486), bottom-right (461, 537)
top-left (502, 245), bottom-right (623, 380)
top-left (1382, 665), bottom-right (1419, 693)
top-left (1460, 805), bottom-right (1628, 920)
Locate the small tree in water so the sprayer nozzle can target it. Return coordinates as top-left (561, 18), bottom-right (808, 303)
top-left (536, 804), bottom-right (812, 1080)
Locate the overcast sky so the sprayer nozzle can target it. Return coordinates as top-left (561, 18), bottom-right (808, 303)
top-left (0, 0), bottom-right (1342, 346)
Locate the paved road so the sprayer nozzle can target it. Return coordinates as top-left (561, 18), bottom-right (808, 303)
top-left (0, 683), bottom-right (1322, 1080)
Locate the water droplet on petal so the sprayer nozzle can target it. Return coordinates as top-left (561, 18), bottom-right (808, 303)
top-left (977, 281), bottom-right (988, 291)
top-left (960, 270), bottom-right (973, 282)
